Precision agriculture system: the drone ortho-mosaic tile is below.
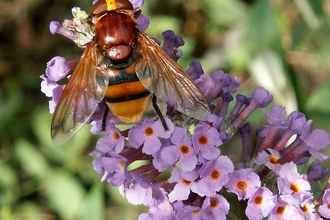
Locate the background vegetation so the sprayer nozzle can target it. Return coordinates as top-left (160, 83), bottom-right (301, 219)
top-left (1, 0), bottom-right (330, 219)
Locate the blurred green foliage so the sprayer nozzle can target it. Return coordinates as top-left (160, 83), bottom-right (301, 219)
top-left (1, 0), bottom-right (330, 219)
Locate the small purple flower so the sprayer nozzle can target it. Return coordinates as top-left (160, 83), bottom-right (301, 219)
top-left (269, 195), bottom-right (305, 220)
top-left (319, 189), bottom-right (330, 218)
top-left (300, 120), bottom-right (330, 161)
top-left (307, 160), bottom-right (330, 181)
top-left (265, 105), bottom-right (289, 130)
top-left (136, 14), bottom-right (150, 31)
top-left (161, 127), bottom-right (197, 172)
top-left (225, 168), bottom-right (261, 200)
top-left (202, 195), bottom-right (230, 219)
top-left (191, 156), bottom-right (234, 197)
top-left (186, 60), bottom-right (204, 80)
top-left (192, 123), bottom-right (222, 160)
top-left (123, 180), bottom-right (152, 206)
top-left (162, 30), bottom-right (185, 61)
top-left (128, 118), bottom-right (173, 155)
top-left (176, 205), bottom-right (203, 219)
top-left (194, 74), bottom-right (216, 101)
top-left (97, 152), bottom-right (128, 187)
top-left (252, 87), bottom-right (273, 108)
top-left (130, 0), bottom-right (144, 10)
top-left (95, 123), bottom-right (124, 153)
top-left (168, 167), bottom-right (195, 202)
top-left (45, 56), bottom-right (70, 81)
top-left (277, 162), bottom-right (311, 195)
top-left (245, 187), bottom-right (275, 220)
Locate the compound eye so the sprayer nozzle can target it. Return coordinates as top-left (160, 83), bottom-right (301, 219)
top-left (115, 0), bottom-right (133, 10)
top-left (90, 0), bottom-right (133, 16)
top-left (90, 0), bottom-right (108, 17)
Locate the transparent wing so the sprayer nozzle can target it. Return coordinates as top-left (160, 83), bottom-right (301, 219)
top-left (136, 33), bottom-right (210, 121)
top-left (51, 43), bottom-right (109, 145)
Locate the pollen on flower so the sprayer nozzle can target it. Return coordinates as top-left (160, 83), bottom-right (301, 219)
top-left (192, 209), bottom-right (200, 215)
top-left (180, 145), bottom-right (190, 154)
top-left (276, 205), bottom-right (285, 215)
top-left (113, 131), bottom-right (120, 140)
top-left (209, 198), bottom-right (218, 208)
top-left (210, 170), bottom-right (221, 180)
top-left (237, 180), bottom-right (248, 191)
top-left (198, 135), bottom-right (208, 145)
top-left (182, 179), bottom-right (191, 185)
top-left (290, 183), bottom-right (299, 192)
top-left (119, 160), bottom-right (125, 168)
top-left (301, 204), bottom-right (309, 212)
top-left (144, 127), bottom-right (154, 136)
top-left (254, 196), bottom-right (263, 205)
top-left (269, 155), bottom-right (279, 164)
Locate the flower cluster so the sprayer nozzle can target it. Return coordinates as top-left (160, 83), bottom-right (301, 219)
top-left (41, 0), bottom-right (330, 219)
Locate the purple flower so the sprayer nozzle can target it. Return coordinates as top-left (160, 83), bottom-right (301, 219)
top-left (130, 0), bottom-right (144, 10)
top-left (128, 118), bottom-right (174, 155)
top-left (269, 195), bottom-right (305, 220)
top-left (191, 156), bottom-right (234, 197)
top-left (277, 162), bottom-right (311, 195)
top-left (168, 167), bottom-right (196, 202)
top-left (186, 60), bottom-right (204, 80)
top-left (45, 56), bottom-right (70, 81)
top-left (192, 123), bottom-right (222, 160)
top-left (265, 105), bottom-right (289, 130)
top-left (162, 30), bottom-right (185, 61)
top-left (252, 87), bottom-right (273, 108)
top-left (136, 14), bottom-right (150, 31)
top-left (300, 120), bottom-right (330, 161)
top-left (225, 168), bottom-right (261, 200)
top-left (95, 123), bottom-right (124, 153)
top-left (96, 152), bottom-right (128, 187)
top-left (307, 160), bottom-right (330, 181)
top-left (202, 195), bottom-right (230, 219)
top-left (122, 180), bottom-right (152, 206)
top-left (176, 205), bottom-right (203, 219)
top-left (245, 187), bottom-right (275, 220)
top-left (161, 127), bottom-right (197, 172)
top-left (319, 189), bottom-right (330, 218)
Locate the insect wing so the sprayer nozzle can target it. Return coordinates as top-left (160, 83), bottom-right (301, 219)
top-left (136, 33), bottom-right (210, 121)
top-left (51, 43), bottom-right (109, 145)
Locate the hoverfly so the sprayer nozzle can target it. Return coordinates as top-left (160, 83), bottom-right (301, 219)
top-left (51, 0), bottom-right (210, 145)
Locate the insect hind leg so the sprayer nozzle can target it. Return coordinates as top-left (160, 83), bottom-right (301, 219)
top-left (102, 104), bottom-right (110, 131)
top-left (152, 94), bottom-right (168, 131)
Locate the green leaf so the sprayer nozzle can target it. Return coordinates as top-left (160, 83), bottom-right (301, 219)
top-left (0, 162), bottom-right (18, 206)
top-left (14, 139), bottom-right (49, 178)
top-left (44, 170), bottom-right (85, 218)
top-left (307, 80), bottom-right (330, 112)
top-left (32, 107), bottom-right (93, 163)
top-left (247, 0), bottom-right (281, 53)
top-left (15, 202), bottom-right (43, 220)
top-left (80, 183), bottom-right (104, 220)
top-left (204, 0), bottom-right (246, 27)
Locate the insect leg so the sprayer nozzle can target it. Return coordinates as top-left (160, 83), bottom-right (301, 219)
top-left (152, 94), bottom-right (168, 131)
top-left (102, 103), bottom-right (110, 131)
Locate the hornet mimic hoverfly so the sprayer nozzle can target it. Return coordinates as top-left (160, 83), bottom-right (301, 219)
top-left (51, 0), bottom-right (210, 145)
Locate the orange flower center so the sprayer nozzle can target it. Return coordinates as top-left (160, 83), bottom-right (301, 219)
top-left (237, 180), bottom-right (247, 191)
top-left (210, 170), bottom-right (221, 180)
top-left (198, 136), bottom-right (208, 145)
top-left (144, 127), bottom-right (154, 136)
top-left (180, 145), bottom-right (190, 154)
top-left (113, 131), bottom-right (120, 140)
